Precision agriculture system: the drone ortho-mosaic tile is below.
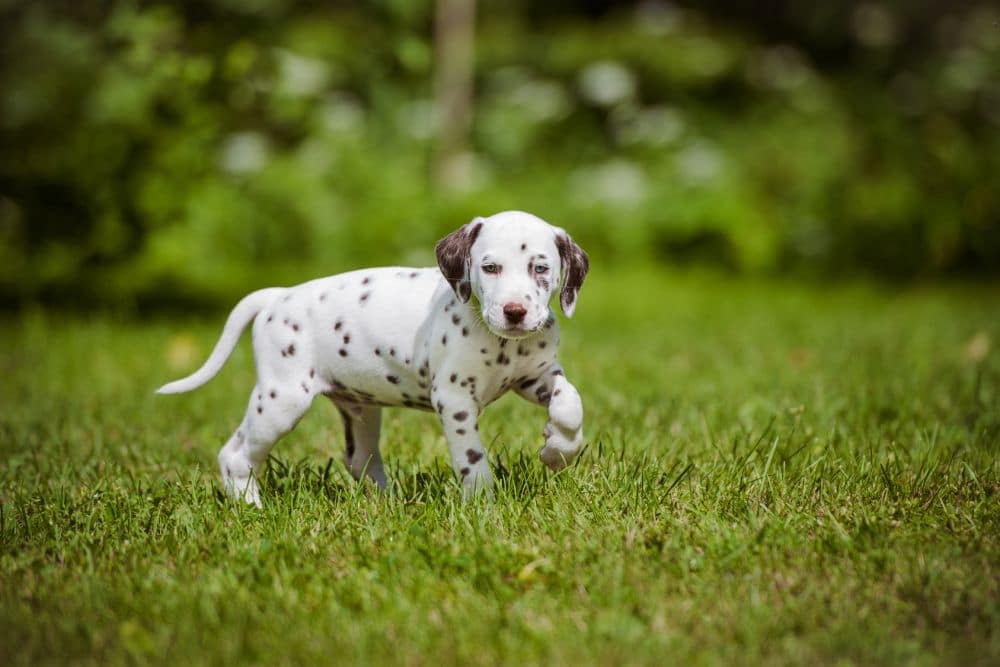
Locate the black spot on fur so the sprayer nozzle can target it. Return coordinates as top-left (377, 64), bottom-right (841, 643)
top-left (270, 390), bottom-right (277, 398)
top-left (375, 348), bottom-right (381, 356)
top-left (319, 293), bottom-right (327, 301)
top-left (343, 334), bottom-right (351, 344)
top-left (450, 373), bottom-right (457, 383)
top-left (287, 344), bottom-right (296, 356)
top-left (442, 334), bottom-right (448, 345)
top-left (292, 323), bottom-right (299, 332)
top-left (335, 321), bottom-right (343, 331)
top-left (389, 348), bottom-right (396, 356)
top-left (466, 449), bottom-right (483, 463)
top-left (460, 467), bottom-right (470, 478)
top-left (257, 406), bottom-right (263, 414)
top-left (359, 292), bottom-right (370, 304)
top-left (436, 401), bottom-right (444, 413)
top-left (539, 341), bottom-right (547, 348)
top-left (410, 271), bottom-right (419, 278)
top-left (553, 389), bottom-right (562, 396)
top-left (302, 382), bottom-right (310, 393)
top-left (456, 428), bottom-right (466, 435)
top-left (521, 243), bottom-right (527, 251)
top-left (452, 314), bottom-right (461, 325)
top-left (520, 378), bottom-right (537, 389)
top-left (419, 367), bottom-right (427, 377)
top-left (386, 375), bottom-right (399, 384)
top-left (310, 369), bottom-right (315, 378)
top-left (339, 349), bottom-right (348, 357)
top-left (480, 348), bottom-right (488, 354)
top-left (453, 411), bottom-right (468, 421)
top-left (552, 369), bottom-right (564, 376)
top-left (266, 315), bottom-right (273, 322)
top-left (362, 276), bottom-right (371, 285)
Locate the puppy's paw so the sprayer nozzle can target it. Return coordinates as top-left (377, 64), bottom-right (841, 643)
top-left (224, 474), bottom-right (262, 508)
top-left (539, 421), bottom-right (583, 471)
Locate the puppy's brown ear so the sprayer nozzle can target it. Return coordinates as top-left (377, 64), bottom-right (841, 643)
top-left (555, 229), bottom-right (589, 317)
top-left (436, 218), bottom-right (484, 303)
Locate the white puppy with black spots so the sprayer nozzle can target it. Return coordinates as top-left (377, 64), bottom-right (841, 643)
top-left (158, 210), bottom-right (589, 505)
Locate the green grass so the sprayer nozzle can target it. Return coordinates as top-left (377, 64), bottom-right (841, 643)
top-left (2, 268), bottom-right (998, 666)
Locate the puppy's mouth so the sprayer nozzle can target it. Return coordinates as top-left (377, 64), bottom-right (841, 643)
top-left (484, 320), bottom-right (546, 340)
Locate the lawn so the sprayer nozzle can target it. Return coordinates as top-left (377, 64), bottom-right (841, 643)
top-left (1, 268), bottom-right (998, 666)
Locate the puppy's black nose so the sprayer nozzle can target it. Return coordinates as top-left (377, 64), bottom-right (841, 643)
top-left (503, 303), bottom-right (527, 325)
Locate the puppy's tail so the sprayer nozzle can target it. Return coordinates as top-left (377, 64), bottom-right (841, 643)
top-left (156, 288), bottom-right (284, 395)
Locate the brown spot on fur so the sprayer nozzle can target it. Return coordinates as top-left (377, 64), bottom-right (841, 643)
top-left (466, 449), bottom-right (483, 463)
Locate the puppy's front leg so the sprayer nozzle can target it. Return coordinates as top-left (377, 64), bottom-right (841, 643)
top-left (516, 366), bottom-right (585, 471)
top-left (433, 390), bottom-right (492, 498)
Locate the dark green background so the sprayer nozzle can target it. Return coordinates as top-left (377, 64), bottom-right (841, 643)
top-left (2, 0), bottom-right (998, 308)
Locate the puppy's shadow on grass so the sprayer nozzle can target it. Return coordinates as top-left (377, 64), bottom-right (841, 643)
top-left (257, 451), bottom-right (558, 506)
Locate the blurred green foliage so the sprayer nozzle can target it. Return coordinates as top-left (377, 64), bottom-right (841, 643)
top-left (1, 1), bottom-right (998, 306)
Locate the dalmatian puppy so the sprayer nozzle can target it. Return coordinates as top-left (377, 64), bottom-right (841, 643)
top-left (158, 210), bottom-right (589, 505)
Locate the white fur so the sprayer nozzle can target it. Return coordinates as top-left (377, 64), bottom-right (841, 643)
top-left (158, 211), bottom-right (586, 504)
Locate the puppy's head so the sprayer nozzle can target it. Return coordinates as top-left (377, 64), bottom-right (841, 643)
top-left (436, 211), bottom-right (589, 339)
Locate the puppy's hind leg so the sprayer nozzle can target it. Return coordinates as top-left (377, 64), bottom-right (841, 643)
top-left (218, 385), bottom-right (314, 506)
top-left (332, 401), bottom-right (387, 490)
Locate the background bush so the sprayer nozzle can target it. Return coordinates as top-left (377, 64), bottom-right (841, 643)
top-left (2, 0), bottom-right (998, 307)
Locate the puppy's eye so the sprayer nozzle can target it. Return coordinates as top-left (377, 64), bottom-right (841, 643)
top-left (533, 265), bottom-right (549, 274)
top-left (482, 263), bottom-right (500, 274)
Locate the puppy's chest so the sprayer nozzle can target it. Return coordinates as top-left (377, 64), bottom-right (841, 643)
top-left (430, 331), bottom-right (556, 405)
